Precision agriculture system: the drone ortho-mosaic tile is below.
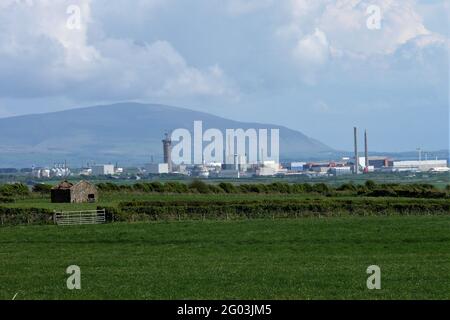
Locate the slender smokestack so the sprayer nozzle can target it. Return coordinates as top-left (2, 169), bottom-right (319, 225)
top-left (364, 130), bottom-right (369, 170)
top-left (354, 127), bottom-right (359, 174)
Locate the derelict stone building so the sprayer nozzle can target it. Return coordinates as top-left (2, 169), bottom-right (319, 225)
top-left (51, 180), bottom-right (98, 203)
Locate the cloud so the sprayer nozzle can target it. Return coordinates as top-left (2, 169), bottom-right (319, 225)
top-left (226, 0), bottom-right (274, 15)
top-left (0, 0), bottom-right (447, 150)
top-left (284, 0), bottom-right (430, 50)
top-left (0, 0), bottom-right (237, 101)
top-left (278, 0), bottom-right (447, 84)
top-left (291, 29), bottom-right (331, 84)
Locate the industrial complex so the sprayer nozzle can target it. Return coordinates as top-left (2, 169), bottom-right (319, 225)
top-left (135, 126), bottom-right (448, 178)
top-left (6, 127), bottom-right (448, 180)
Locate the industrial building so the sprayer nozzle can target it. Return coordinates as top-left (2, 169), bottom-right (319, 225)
top-left (359, 156), bottom-right (390, 169)
top-left (91, 164), bottom-right (115, 176)
top-left (391, 160), bottom-right (448, 172)
top-left (217, 170), bottom-right (241, 178)
top-left (145, 163), bottom-right (169, 174)
top-left (290, 162), bottom-right (306, 172)
top-left (330, 166), bottom-right (352, 176)
top-left (31, 164), bottom-right (70, 179)
top-left (256, 161), bottom-right (287, 176)
top-left (223, 154), bottom-right (247, 172)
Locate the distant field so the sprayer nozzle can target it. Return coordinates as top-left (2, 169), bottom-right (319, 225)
top-left (0, 216), bottom-right (449, 300)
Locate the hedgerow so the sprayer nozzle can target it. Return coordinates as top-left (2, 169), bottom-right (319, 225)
top-left (0, 207), bottom-right (53, 226)
top-left (0, 183), bottom-right (29, 197)
top-left (110, 198), bottom-right (449, 222)
top-left (94, 181), bottom-right (449, 199)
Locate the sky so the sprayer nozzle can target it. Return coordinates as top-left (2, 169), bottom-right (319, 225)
top-left (0, 0), bottom-right (448, 152)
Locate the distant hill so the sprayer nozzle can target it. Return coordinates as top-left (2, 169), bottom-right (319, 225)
top-left (0, 102), bottom-right (334, 167)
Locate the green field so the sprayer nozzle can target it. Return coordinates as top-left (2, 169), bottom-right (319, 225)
top-left (1, 216), bottom-right (449, 300)
top-left (4, 193), bottom-right (320, 210)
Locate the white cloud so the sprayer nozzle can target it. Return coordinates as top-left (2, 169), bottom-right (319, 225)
top-left (285, 0), bottom-right (431, 53)
top-left (280, 0), bottom-right (447, 83)
top-left (0, 0), bottom-right (237, 101)
top-left (292, 29), bottom-right (330, 83)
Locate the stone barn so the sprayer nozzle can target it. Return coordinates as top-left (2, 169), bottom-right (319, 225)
top-left (51, 180), bottom-right (98, 203)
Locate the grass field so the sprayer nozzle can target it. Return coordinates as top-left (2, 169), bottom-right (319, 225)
top-left (0, 215), bottom-right (449, 300)
top-left (6, 193), bottom-right (319, 209)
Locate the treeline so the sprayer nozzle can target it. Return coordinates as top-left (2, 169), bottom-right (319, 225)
top-left (97, 180), bottom-right (450, 199)
top-left (0, 207), bottom-right (53, 226)
top-left (1, 181), bottom-right (449, 200)
top-left (1, 194), bottom-right (449, 227)
top-left (101, 197), bottom-right (450, 223)
top-left (0, 183), bottom-right (29, 197)
top-left (0, 183), bottom-right (53, 201)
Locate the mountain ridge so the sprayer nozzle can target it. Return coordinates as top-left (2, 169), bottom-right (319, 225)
top-left (0, 102), bottom-right (334, 167)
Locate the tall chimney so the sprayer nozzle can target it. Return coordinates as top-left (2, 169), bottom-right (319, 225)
top-left (162, 133), bottom-right (172, 172)
top-left (354, 127), bottom-right (359, 174)
top-left (364, 129), bottom-right (369, 170)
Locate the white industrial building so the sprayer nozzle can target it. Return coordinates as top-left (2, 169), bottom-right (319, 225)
top-left (256, 161), bottom-right (287, 176)
top-left (31, 168), bottom-right (51, 178)
top-left (290, 162), bottom-right (306, 172)
top-left (91, 164), bottom-right (115, 176)
top-left (392, 160), bottom-right (448, 172)
top-left (79, 168), bottom-right (92, 176)
top-left (145, 163), bottom-right (169, 174)
top-left (330, 166), bottom-right (352, 176)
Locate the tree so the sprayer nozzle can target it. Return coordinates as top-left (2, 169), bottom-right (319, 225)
top-left (32, 183), bottom-right (53, 195)
top-left (365, 180), bottom-right (377, 190)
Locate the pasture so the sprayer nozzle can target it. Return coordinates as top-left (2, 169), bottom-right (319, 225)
top-left (0, 216), bottom-right (449, 300)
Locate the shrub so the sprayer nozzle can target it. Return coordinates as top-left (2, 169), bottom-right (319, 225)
top-left (189, 179), bottom-right (210, 194)
top-left (218, 182), bottom-right (237, 193)
top-left (337, 182), bottom-right (356, 192)
top-left (32, 183), bottom-right (53, 194)
top-left (0, 207), bottom-right (53, 226)
top-left (312, 183), bottom-right (330, 194)
top-left (0, 197), bottom-right (14, 204)
top-left (365, 180), bottom-right (377, 190)
top-left (366, 188), bottom-right (398, 197)
top-left (0, 183), bottom-right (30, 197)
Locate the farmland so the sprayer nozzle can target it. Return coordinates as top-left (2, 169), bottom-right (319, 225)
top-left (0, 216), bottom-right (449, 300)
top-left (0, 180), bottom-right (449, 300)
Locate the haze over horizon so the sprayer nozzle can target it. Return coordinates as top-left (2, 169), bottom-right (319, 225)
top-left (0, 0), bottom-right (448, 153)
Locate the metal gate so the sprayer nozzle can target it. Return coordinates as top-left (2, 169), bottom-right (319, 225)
top-left (54, 209), bottom-right (106, 226)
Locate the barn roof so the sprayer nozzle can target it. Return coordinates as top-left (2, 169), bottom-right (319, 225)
top-left (52, 180), bottom-right (74, 190)
top-left (52, 180), bottom-right (97, 191)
